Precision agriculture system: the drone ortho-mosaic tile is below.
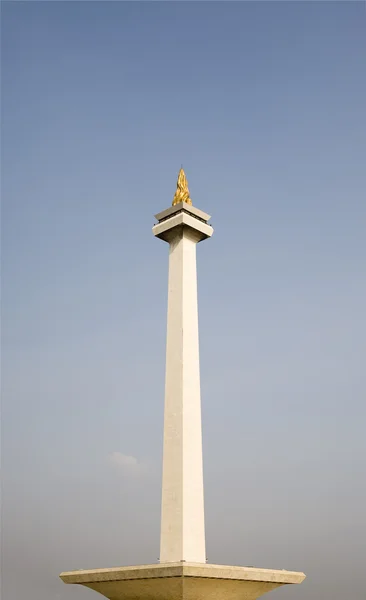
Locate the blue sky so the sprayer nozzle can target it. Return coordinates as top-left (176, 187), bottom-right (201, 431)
top-left (2, 2), bottom-right (366, 600)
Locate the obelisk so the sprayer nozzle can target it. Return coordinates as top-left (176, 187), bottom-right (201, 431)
top-left (152, 169), bottom-right (213, 563)
top-left (60, 169), bottom-right (306, 600)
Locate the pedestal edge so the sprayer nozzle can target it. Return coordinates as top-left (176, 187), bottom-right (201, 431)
top-left (152, 212), bottom-right (213, 242)
top-left (60, 562), bottom-right (306, 585)
top-left (155, 203), bottom-right (211, 223)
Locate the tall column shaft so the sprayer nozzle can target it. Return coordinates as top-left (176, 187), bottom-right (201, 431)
top-left (153, 202), bottom-right (213, 563)
top-left (160, 227), bottom-right (205, 563)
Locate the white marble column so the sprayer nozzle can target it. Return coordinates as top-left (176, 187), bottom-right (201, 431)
top-left (60, 192), bottom-right (307, 600)
top-left (153, 203), bottom-right (213, 563)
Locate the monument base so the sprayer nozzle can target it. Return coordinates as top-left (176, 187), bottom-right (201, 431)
top-left (60, 562), bottom-right (305, 600)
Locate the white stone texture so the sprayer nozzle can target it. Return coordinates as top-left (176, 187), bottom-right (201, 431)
top-left (153, 209), bottom-right (213, 563)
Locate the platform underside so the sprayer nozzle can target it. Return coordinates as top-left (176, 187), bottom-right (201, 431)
top-left (60, 562), bottom-right (306, 600)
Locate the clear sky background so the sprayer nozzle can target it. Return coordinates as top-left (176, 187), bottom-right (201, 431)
top-left (1, 2), bottom-right (365, 600)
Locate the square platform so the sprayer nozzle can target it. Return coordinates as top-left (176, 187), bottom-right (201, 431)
top-left (60, 562), bottom-right (306, 600)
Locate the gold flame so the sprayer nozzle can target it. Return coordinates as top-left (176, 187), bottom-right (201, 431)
top-left (172, 168), bottom-right (192, 206)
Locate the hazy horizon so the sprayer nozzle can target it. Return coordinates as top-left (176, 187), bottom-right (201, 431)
top-left (2, 2), bottom-right (366, 600)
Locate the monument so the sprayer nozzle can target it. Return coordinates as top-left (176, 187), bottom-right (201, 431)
top-left (60, 169), bottom-right (305, 599)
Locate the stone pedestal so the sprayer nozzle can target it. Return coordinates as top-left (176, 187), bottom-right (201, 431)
top-left (60, 562), bottom-right (306, 600)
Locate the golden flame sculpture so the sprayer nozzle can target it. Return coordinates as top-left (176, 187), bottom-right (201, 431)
top-left (172, 168), bottom-right (192, 206)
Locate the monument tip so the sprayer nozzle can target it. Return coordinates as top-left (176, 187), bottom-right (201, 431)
top-left (172, 167), bottom-right (192, 206)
